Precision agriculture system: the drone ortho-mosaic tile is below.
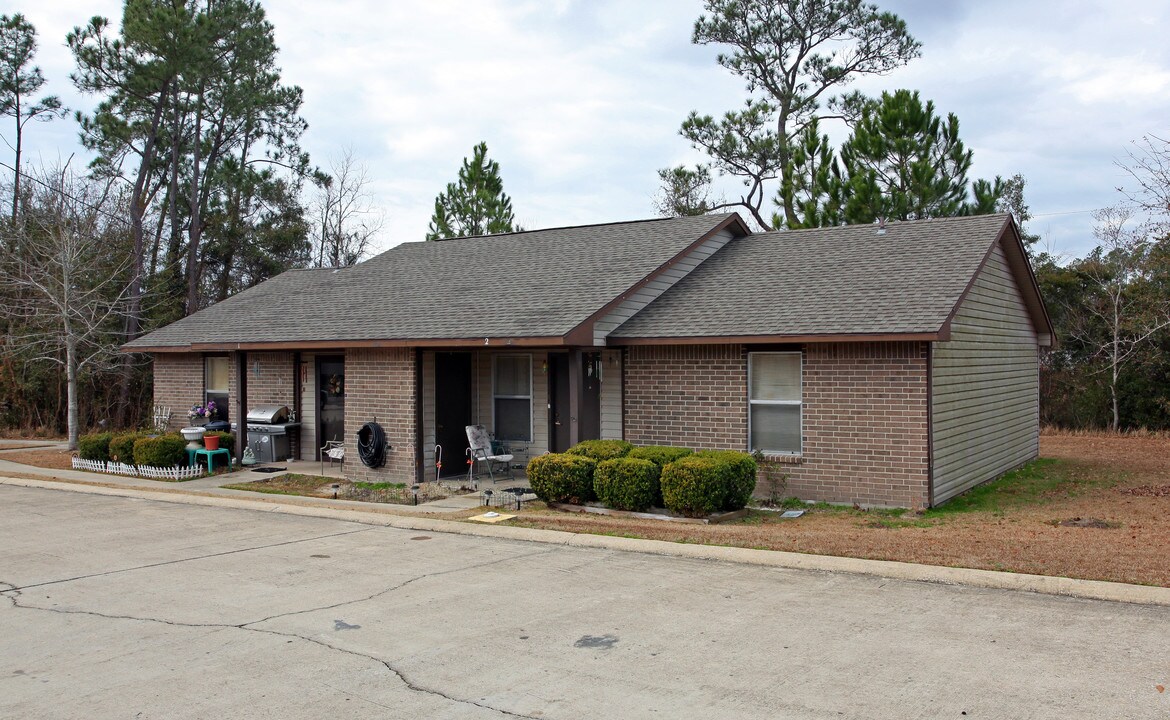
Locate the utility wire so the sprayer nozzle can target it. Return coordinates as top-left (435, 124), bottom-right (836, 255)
top-left (0, 159), bottom-right (133, 229)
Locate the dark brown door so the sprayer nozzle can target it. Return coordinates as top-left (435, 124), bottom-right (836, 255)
top-left (548, 354), bottom-right (570, 452)
top-left (579, 352), bottom-right (602, 441)
top-left (318, 356), bottom-right (345, 451)
top-left (435, 352), bottom-right (472, 477)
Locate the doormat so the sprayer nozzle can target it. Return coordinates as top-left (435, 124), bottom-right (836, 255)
top-left (251, 467), bottom-right (287, 474)
top-left (469, 511), bottom-right (515, 523)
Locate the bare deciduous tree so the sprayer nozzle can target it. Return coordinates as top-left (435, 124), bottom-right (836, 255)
top-left (311, 148), bottom-right (384, 267)
top-left (0, 164), bottom-right (134, 448)
top-left (1072, 206), bottom-right (1170, 431)
top-left (1119, 134), bottom-right (1170, 225)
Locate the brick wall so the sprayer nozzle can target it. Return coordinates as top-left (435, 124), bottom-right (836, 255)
top-left (787, 342), bottom-right (930, 509)
top-left (624, 344), bottom-right (747, 450)
top-left (152, 350), bottom-right (296, 431)
top-left (152, 353), bottom-right (203, 431)
top-left (235, 352), bottom-right (296, 409)
top-left (343, 348), bottom-right (418, 484)
top-left (622, 342), bottom-right (930, 508)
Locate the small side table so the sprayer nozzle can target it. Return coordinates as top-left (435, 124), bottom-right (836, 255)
top-left (191, 448), bottom-right (233, 473)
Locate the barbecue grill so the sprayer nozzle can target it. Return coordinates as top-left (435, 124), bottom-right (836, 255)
top-left (238, 404), bottom-right (300, 463)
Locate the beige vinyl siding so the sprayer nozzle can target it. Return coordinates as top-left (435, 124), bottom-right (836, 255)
top-left (600, 349), bottom-right (623, 439)
top-left (931, 241), bottom-right (1040, 504)
top-left (472, 350), bottom-right (549, 459)
top-left (593, 230), bottom-right (735, 345)
top-left (298, 353), bottom-right (316, 460)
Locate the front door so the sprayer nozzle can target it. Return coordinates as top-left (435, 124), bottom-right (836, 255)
top-left (580, 352), bottom-right (602, 441)
top-left (435, 352), bottom-right (472, 477)
top-left (318, 356), bottom-right (345, 451)
top-left (548, 353), bottom-right (570, 452)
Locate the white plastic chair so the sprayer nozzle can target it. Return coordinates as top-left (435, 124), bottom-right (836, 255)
top-left (321, 440), bottom-right (345, 475)
top-left (152, 405), bottom-right (172, 433)
top-left (465, 425), bottom-right (513, 482)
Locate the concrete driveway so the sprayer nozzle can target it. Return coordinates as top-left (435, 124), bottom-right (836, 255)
top-left (1, 484), bottom-right (1167, 719)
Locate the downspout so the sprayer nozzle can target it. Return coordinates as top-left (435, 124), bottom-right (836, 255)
top-left (926, 342), bottom-right (935, 509)
top-left (293, 352), bottom-right (302, 460)
top-left (235, 351), bottom-right (248, 468)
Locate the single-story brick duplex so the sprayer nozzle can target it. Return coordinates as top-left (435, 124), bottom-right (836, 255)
top-left (126, 212), bottom-right (1052, 508)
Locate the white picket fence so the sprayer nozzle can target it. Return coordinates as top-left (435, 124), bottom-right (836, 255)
top-left (72, 456), bottom-right (205, 481)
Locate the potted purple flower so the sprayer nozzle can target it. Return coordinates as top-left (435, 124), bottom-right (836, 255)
top-left (187, 400), bottom-right (217, 426)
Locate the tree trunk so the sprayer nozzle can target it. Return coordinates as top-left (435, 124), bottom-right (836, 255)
top-left (115, 81), bottom-right (170, 426)
top-left (11, 93), bottom-right (21, 222)
top-left (66, 335), bottom-right (79, 450)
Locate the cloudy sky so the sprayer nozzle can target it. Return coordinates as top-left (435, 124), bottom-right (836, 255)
top-left (11, 0), bottom-right (1170, 259)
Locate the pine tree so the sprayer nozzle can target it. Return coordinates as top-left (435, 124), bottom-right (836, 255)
top-left (1, 13), bottom-right (65, 221)
top-left (426, 142), bottom-right (519, 240)
top-left (837, 89), bottom-right (1001, 223)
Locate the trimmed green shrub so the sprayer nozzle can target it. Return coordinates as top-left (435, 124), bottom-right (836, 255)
top-left (108, 432), bottom-right (147, 463)
top-left (78, 432), bottom-right (113, 462)
top-left (660, 456), bottom-right (732, 517)
top-left (527, 453), bottom-right (597, 504)
top-left (628, 445), bottom-right (692, 469)
top-left (133, 435), bottom-right (187, 468)
top-left (203, 431), bottom-right (235, 453)
top-left (594, 457), bottom-right (660, 512)
top-left (565, 439), bottom-right (633, 462)
top-left (694, 450), bottom-right (758, 510)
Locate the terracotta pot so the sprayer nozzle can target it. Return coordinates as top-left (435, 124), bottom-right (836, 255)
top-left (203, 434), bottom-right (220, 451)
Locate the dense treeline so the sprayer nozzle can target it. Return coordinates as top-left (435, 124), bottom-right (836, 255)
top-left (2, 0), bottom-right (1169, 443)
top-left (0, 3), bottom-right (379, 445)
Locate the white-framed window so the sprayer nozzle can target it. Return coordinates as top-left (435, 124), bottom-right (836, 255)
top-left (204, 356), bottom-right (230, 422)
top-left (748, 352), bottom-right (802, 454)
top-left (493, 354), bottom-right (532, 442)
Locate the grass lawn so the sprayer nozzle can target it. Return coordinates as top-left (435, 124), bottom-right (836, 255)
top-left (223, 474), bottom-right (452, 505)
top-left (504, 434), bottom-right (1170, 587)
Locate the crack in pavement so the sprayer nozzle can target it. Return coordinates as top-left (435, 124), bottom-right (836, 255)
top-left (3, 527), bottom-right (377, 592)
top-left (0, 547), bottom-right (559, 719)
top-left (238, 550), bottom-right (556, 627)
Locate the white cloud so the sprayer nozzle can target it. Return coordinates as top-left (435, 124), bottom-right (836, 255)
top-left (8, 0), bottom-right (1170, 259)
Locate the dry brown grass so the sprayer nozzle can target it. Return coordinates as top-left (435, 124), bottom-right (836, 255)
top-left (505, 435), bottom-right (1170, 587)
top-left (1, 448), bottom-right (76, 470)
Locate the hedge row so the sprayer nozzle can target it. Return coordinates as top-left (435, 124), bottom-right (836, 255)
top-left (80, 430), bottom-right (235, 467)
top-left (527, 441), bottom-right (757, 517)
top-left (78, 432), bottom-right (114, 462)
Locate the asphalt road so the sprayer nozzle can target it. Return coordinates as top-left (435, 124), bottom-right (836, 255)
top-left (1, 484), bottom-right (1167, 719)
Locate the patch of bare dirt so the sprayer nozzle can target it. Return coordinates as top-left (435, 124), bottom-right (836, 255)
top-left (1122, 485), bottom-right (1170, 498)
top-left (505, 435), bottom-right (1170, 587)
top-left (1054, 517), bottom-right (1119, 529)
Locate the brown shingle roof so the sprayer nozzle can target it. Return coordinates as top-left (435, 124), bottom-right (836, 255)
top-left (125, 214), bottom-right (737, 350)
top-left (609, 214), bottom-right (1013, 340)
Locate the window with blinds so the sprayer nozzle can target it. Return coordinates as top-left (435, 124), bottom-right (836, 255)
top-left (493, 354), bottom-right (532, 442)
top-left (748, 352), bottom-right (802, 454)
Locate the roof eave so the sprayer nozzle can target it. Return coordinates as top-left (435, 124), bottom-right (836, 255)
top-left (610, 331), bottom-right (942, 346)
top-left (124, 335), bottom-right (571, 353)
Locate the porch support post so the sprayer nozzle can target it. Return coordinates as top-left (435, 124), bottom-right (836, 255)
top-left (235, 350), bottom-right (248, 467)
top-left (414, 348), bottom-right (424, 483)
top-left (292, 352), bottom-right (301, 461)
top-left (568, 348), bottom-right (583, 447)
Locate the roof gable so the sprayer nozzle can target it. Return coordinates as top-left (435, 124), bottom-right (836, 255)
top-left (610, 214), bottom-right (1048, 343)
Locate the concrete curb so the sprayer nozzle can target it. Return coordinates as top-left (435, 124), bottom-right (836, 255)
top-left (4, 474), bottom-right (1169, 607)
